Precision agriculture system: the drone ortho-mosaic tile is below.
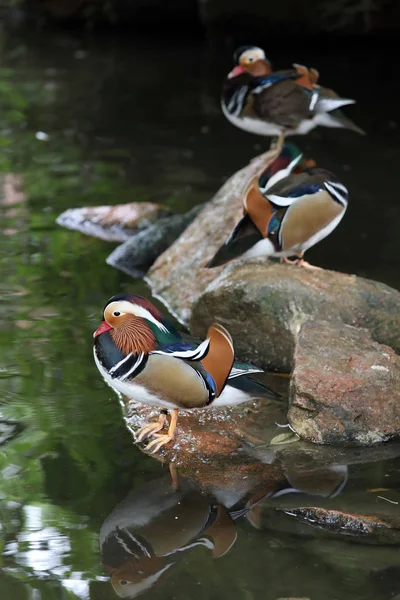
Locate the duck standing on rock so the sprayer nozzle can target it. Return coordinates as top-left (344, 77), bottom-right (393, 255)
top-left (93, 293), bottom-right (276, 453)
top-left (222, 46), bottom-right (364, 151)
top-left (207, 144), bottom-right (349, 269)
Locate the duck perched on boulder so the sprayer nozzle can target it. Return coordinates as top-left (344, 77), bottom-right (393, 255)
top-left (222, 46), bottom-right (364, 151)
top-left (207, 144), bottom-right (349, 269)
top-left (93, 293), bottom-right (276, 453)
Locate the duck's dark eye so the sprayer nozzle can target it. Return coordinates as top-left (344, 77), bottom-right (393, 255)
top-left (248, 57), bottom-right (254, 62)
top-left (120, 580), bottom-right (128, 586)
top-left (113, 311), bottom-right (121, 317)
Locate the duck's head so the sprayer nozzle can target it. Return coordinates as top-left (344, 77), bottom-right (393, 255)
top-left (228, 46), bottom-right (271, 79)
top-left (94, 293), bottom-right (176, 355)
top-left (107, 556), bottom-right (173, 598)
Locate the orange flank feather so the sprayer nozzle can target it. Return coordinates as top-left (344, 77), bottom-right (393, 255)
top-left (202, 505), bottom-right (237, 558)
top-left (243, 175), bottom-right (274, 238)
top-left (310, 67), bottom-right (320, 84)
top-left (201, 324), bottom-right (235, 397)
top-left (293, 63), bottom-right (319, 91)
top-left (293, 157), bottom-right (317, 174)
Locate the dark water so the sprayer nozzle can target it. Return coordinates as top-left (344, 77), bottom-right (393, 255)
top-left (0, 28), bottom-right (399, 600)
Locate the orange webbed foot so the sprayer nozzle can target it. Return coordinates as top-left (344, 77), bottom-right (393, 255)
top-left (145, 433), bottom-right (175, 454)
top-left (143, 409), bottom-right (179, 454)
top-left (136, 412), bottom-right (168, 443)
top-left (280, 256), bottom-right (322, 270)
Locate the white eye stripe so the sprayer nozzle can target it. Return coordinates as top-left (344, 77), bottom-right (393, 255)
top-left (241, 49), bottom-right (266, 62)
top-left (107, 301), bottom-right (169, 333)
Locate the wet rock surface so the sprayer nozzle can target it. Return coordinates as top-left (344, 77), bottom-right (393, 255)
top-left (146, 150), bottom-right (278, 324)
top-left (122, 387), bottom-right (400, 542)
top-left (122, 371), bottom-right (292, 470)
top-left (56, 201), bottom-right (172, 242)
top-left (289, 321), bottom-right (400, 445)
top-left (190, 262), bottom-right (400, 372)
top-left (106, 204), bottom-right (203, 278)
top-left (276, 507), bottom-right (400, 540)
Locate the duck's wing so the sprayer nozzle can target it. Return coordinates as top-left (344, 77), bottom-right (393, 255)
top-left (227, 372), bottom-right (277, 401)
top-left (252, 78), bottom-right (316, 129)
top-left (152, 325), bottom-right (235, 400)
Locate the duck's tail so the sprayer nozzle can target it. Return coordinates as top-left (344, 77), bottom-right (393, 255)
top-left (315, 109), bottom-right (366, 135)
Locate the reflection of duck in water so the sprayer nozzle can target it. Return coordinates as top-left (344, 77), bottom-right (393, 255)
top-left (100, 462), bottom-right (348, 598)
top-left (100, 472), bottom-right (255, 598)
top-left (245, 461), bottom-right (349, 529)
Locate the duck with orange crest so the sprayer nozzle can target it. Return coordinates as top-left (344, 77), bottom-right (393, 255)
top-left (222, 46), bottom-right (364, 151)
top-left (93, 293), bottom-right (276, 453)
top-left (207, 144), bottom-right (348, 269)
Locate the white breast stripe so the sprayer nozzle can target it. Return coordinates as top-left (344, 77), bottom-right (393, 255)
top-left (227, 86), bottom-right (248, 117)
top-left (324, 181), bottom-right (348, 206)
top-left (120, 353), bottom-right (146, 381)
top-left (115, 533), bottom-right (138, 557)
top-left (124, 530), bottom-right (152, 557)
top-left (109, 352), bottom-right (133, 375)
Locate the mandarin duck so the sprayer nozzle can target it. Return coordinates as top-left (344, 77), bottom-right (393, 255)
top-left (100, 471), bottom-right (259, 598)
top-left (93, 293), bottom-right (275, 453)
top-left (207, 144), bottom-right (348, 269)
top-left (222, 46), bottom-right (364, 152)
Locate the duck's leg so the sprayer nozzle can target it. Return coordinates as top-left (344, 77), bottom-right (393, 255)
top-left (169, 462), bottom-right (179, 490)
top-left (281, 252), bottom-right (322, 270)
top-left (136, 409), bottom-right (168, 442)
top-left (252, 131), bottom-right (285, 165)
top-left (280, 256), bottom-right (298, 266)
top-left (269, 130), bottom-right (285, 154)
top-left (145, 409), bottom-right (179, 454)
top-left (294, 251), bottom-right (322, 270)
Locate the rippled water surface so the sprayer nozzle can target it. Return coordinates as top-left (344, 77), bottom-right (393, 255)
top-left (0, 27), bottom-right (399, 600)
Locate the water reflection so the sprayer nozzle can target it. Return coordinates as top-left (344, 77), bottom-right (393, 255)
top-left (100, 460), bottom-right (350, 599)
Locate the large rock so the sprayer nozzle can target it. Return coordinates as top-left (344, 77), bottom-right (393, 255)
top-left (106, 204), bottom-right (203, 278)
top-left (56, 201), bottom-right (172, 242)
top-left (190, 262), bottom-right (400, 372)
top-left (146, 149), bottom-right (279, 324)
top-left (122, 371), bottom-right (292, 468)
top-left (288, 321), bottom-right (400, 445)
